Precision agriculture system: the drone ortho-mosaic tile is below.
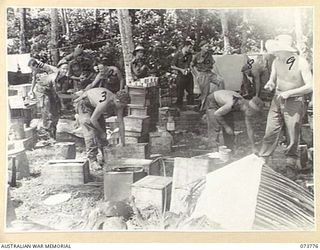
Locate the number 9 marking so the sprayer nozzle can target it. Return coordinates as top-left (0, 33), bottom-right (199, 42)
top-left (286, 56), bottom-right (296, 70)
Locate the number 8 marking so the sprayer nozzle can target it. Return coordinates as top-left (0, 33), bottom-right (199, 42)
top-left (286, 56), bottom-right (296, 70)
top-left (247, 59), bottom-right (254, 69)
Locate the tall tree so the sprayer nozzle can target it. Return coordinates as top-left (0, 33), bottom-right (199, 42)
top-left (240, 10), bottom-right (248, 54)
top-left (195, 9), bottom-right (202, 46)
top-left (50, 8), bottom-right (60, 65)
top-left (18, 8), bottom-right (27, 53)
top-left (60, 9), bottom-right (70, 38)
top-left (220, 10), bottom-right (231, 54)
top-left (294, 8), bottom-right (307, 59)
top-left (117, 9), bottom-right (134, 84)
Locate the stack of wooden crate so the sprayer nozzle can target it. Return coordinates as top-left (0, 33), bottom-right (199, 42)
top-left (124, 85), bottom-right (159, 144)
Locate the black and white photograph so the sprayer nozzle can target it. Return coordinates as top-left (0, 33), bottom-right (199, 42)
top-left (5, 7), bottom-right (314, 232)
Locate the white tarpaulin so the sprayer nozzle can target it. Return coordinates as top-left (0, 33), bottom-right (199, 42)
top-left (192, 154), bottom-right (264, 230)
top-left (213, 54), bottom-right (249, 91)
top-left (7, 53), bottom-right (31, 73)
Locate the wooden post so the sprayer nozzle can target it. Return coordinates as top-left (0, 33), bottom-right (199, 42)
top-left (117, 9), bottom-right (134, 84)
top-left (18, 8), bottom-right (27, 54)
top-left (50, 8), bottom-right (60, 66)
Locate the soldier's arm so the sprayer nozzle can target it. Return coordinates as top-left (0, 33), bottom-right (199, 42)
top-left (85, 73), bottom-right (103, 91)
top-left (131, 60), bottom-right (141, 78)
top-left (29, 71), bottom-right (37, 92)
top-left (90, 101), bottom-right (108, 135)
top-left (116, 106), bottom-right (125, 146)
top-left (245, 114), bottom-right (258, 153)
top-left (252, 70), bottom-right (261, 97)
top-left (214, 103), bottom-right (233, 131)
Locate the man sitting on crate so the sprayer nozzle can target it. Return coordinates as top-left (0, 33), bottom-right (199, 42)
top-left (206, 89), bottom-right (264, 152)
top-left (131, 45), bottom-right (150, 81)
top-left (74, 88), bottom-right (130, 171)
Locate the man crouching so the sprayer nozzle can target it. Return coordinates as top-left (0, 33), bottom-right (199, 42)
top-left (75, 88), bottom-right (130, 171)
top-left (206, 90), bottom-right (264, 152)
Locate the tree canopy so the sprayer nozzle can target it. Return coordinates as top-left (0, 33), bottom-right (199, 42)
top-left (7, 7), bottom-right (313, 75)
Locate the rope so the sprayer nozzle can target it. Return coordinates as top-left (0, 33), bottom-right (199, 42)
top-left (36, 38), bottom-right (111, 53)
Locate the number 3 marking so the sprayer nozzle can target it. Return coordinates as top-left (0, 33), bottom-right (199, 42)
top-left (99, 91), bottom-right (107, 103)
top-left (286, 56), bottom-right (296, 70)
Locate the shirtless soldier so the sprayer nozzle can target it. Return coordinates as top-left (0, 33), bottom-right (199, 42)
top-left (75, 88), bottom-right (130, 170)
top-left (259, 35), bottom-right (313, 180)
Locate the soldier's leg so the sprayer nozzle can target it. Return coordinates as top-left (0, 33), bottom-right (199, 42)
top-left (259, 96), bottom-right (284, 163)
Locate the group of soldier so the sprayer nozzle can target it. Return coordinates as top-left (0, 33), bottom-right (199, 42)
top-left (27, 34), bottom-right (313, 179)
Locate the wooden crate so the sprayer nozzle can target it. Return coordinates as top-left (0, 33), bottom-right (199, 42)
top-left (125, 135), bottom-right (148, 144)
top-left (104, 143), bottom-right (149, 161)
top-left (54, 142), bottom-right (76, 160)
top-left (9, 84), bottom-right (32, 98)
top-left (104, 167), bottom-right (147, 202)
top-left (7, 148), bottom-right (30, 180)
top-left (128, 86), bottom-right (157, 96)
top-left (43, 159), bottom-right (90, 186)
top-left (129, 94), bottom-right (151, 106)
top-left (125, 131), bottom-right (149, 144)
top-left (124, 115), bottom-right (150, 133)
top-left (149, 131), bottom-right (173, 155)
top-left (132, 175), bottom-right (173, 213)
top-left (109, 158), bottom-right (159, 174)
top-left (127, 104), bottom-right (158, 117)
top-left (128, 86), bottom-right (159, 106)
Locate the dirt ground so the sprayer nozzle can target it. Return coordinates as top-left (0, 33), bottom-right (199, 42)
top-left (8, 105), bottom-right (314, 231)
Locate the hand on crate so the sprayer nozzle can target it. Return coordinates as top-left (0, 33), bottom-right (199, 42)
top-left (28, 90), bottom-right (36, 100)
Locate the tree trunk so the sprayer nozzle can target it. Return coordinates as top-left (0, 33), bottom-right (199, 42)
top-left (294, 9), bottom-right (307, 59)
top-left (65, 9), bottom-right (70, 38)
top-left (60, 9), bottom-right (66, 35)
top-left (117, 9), bottom-right (134, 84)
top-left (109, 9), bottom-right (113, 33)
top-left (195, 9), bottom-right (202, 46)
top-left (240, 10), bottom-right (248, 54)
top-left (220, 10), bottom-right (231, 55)
top-left (50, 8), bottom-right (60, 66)
top-left (18, 8), bottom-right (27, 54)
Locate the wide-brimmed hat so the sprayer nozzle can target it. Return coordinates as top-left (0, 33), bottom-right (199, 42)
top-left (265, 35), bottom-right (297, 53)
top-left (133, 45), bottom-right (145, 55)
